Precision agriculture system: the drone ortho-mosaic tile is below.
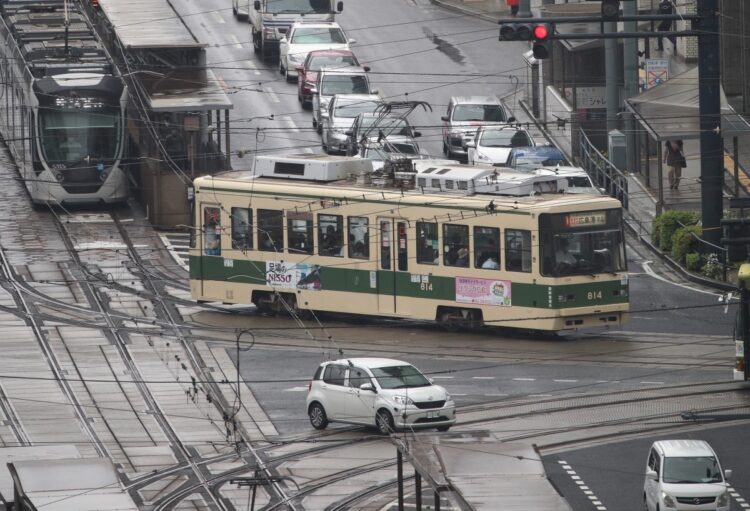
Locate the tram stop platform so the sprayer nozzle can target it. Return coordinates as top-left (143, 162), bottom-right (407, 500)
top-left (393, 431), bottom-right (573, 510)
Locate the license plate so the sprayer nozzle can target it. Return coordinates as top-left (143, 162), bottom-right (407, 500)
top-left (427, 411), bottom-right (438, 418)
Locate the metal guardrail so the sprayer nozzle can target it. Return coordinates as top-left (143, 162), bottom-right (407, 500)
top-left (577, 129), bottom-right (629, 209)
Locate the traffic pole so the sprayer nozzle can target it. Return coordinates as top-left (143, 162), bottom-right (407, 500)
top-left (517, 0), bottom-right (532, 18)
top-left (605, 20), bottom-right (618, 133)
top-left (698, 0), bottom-right (722, 248)
top-left (623, 0), bottom-right (638, 173)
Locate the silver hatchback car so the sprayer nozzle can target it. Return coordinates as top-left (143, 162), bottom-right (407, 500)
top-left (306, 358), bottom-right (456, 434)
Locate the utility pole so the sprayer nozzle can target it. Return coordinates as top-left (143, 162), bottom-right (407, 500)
top-left (518, 0), bottom-right (532, 18)
top-left (698, 0), bottom-right (722, 248)
top-left (605, 21), bottom-right (618, 133)
top-left (622, 0), bottom-right (638, 173)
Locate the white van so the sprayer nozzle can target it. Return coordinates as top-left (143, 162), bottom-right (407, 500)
top-left (644, 440), bottom-right (731, 511)
top-left (536, 166), bottom-right (602, 195)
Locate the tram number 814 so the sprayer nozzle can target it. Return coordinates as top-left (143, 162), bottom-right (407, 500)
top-left (587, 291), bottom-right (603, 300)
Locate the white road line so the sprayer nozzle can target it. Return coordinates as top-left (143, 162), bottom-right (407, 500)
top-left (513, 378), bottom-right (536, 381)
top-left (450, 393), bottom-right (467, 396)
top-left (245, 61), bottom-right (262, 76)
top-left (554, 379), bottom-right (578, 382)
top-left (484, 393), bottom-right (508, 397)
top-left (529, 394), bottom-right (552, 397)
top-left (264, 86), bottom-right (281, 103)
top-left (472, 376), bottom-right (495, 380)
top-left (213, 11), bottom-right (226, 24)
top-left (280, 115), bottom-right (300, 133)
top-left (230, 34), bottom-right (243, 49)
top-left (642, 260), bottom-right (720, 297)
top-left (431, 376), bottom-right (454, 379)
top-left (558, 461), bottom-right (607, 511)
top-left (283, 386), bottom-right (308, 392)
top-left (640, 381), bottom-right (665, 384)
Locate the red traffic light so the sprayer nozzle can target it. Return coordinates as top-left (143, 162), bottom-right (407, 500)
top-left (532, 24), bottom-right (550, 40)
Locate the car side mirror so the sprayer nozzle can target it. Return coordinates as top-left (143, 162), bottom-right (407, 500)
top-left (310, 88), bottom-right (318, 95)
top-left (598, 187), bottom-right (606, 194)
top-left (345, 130), bottom-right (353, 137)
top-left (507, 116), bottom-right (516, 123)
top-left (724, 469), bottom-right (732, 480)
top-left (441, 115), bottom-right (449, 122)
top-left (295, 66), bottom-right (303, 72)
top-left (348, 38), bottom-right (357, 44)
top-left (414, 131), bottom-right (421, 138)
top-left (465, 140), bottom-right (476, 148)
top-left (363, 65), bottom-right (371, 72)
top-left (360, 383), bottom-right (376, 392)
top-left (370, 88), bottom-right (379, 95)
top-left (280, 37), bottom-right (287, 44)
top-left (254, 0), bottom-right (260, 10)
top-left (646, 469), bottom-right (658, 481)
top-left (337, 1), bottom-right (344, 12)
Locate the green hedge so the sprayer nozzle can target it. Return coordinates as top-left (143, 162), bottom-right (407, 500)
top-left (652, 211), bottom-right (699, 251)
top-left (685, 252), bottom-right (703, 271)
top-left (671, 225), bottom-right (703, 264)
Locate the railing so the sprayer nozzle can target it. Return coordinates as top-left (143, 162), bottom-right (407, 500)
top-left (577, 128), bottom-right (629, 209)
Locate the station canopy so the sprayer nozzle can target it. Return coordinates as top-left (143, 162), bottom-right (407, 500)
top-left (626, 66), bottom-right (750, 141)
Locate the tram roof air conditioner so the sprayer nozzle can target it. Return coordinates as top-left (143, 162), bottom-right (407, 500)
top-left (254, 154), bottom-right (373, 182)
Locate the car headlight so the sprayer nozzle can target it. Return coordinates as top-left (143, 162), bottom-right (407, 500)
top-left (661, 491), bottom-right (676, 508)
top-left (288, 53), bottom-right (303, 63)
top-left (445, 392), bottom-right (452, 402)
top-left (392, 395), bottom-right (414, 406)
top-left (717, 491), bottom-right (729, 507)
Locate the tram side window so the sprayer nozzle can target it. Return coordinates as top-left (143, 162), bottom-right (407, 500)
top-left (288, 214), bottom-right (314, 254)
top-left (506, 229), bottom-right (532, 273)
top-left (203, 207), bottom-right (221, 256)
top-left (443, 224), bottom-right (469, 267)
top-left (231, 207), bottom-right (253, 251)
top-left (258, 209), bottom-right (284, 252)
top-left (348, 217), bottom-right (369, 259)
top-left (319, 214), bottom-right (344, 257)
top-left (416, 222), bottom-right (439, 265)
top-left (474, 226), bottom-right (500, 269)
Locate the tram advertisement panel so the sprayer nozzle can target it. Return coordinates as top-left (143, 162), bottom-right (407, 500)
top-left (266, 261), bottom-right (322, 290)
top-left (456, 277), bottom-right (512, 307)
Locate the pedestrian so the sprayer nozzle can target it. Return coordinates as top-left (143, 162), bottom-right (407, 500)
top-left (506, 0), bottom-right (519, 17)
top-left (656, 0), bottom-right (676, 51)
top-left (663, 140), bottom-right (685, 190)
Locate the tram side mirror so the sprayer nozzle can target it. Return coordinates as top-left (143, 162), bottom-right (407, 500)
top-left (337, 1), bottom-right (343, 12)
top-left (646, 469), bottom-right (658, 481)
top-left (254, 1), bottom-right (260, 10)
top-left (360, 383), bottom-right (376, 392)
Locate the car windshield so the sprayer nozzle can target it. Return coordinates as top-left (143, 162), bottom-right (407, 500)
top-left (291, 27), bottom-right (347, 44)
top-left (371, 365), bottom-right (431, 389)
top-left (452, 104), bottom-right (506, 122)
top-left (662, 456), bottom-right (723, 484)
top-left (320, 74), bottom-right (369, 95)
top-left (479, 130), bottom-right (530, 148)
top-left (365, 143), bottom-right (419, 160)
top-left (335, 100), bottom-right (380, 118)
top-left (567, 176), bottom-right (594, 188)
top-left (268, 0), bottom-right (331, 15)
top-left (358, 117), bottom-right (411, 137)
top-left (514, 156), bottom-right (566, 172)
top-left (309, 54), bottom-right (357, 71)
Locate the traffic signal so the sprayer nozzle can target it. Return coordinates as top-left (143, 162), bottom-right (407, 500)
top-left (531, 23), bottom-right (553, 59)
top-left (586, 0), bottom-right (635, 20)
top-left (499, 23), bottom-right (531, 41)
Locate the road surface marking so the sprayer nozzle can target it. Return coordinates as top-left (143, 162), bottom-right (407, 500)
top-left (264, 87), bottom-right (280, 103)
top-left (554, 379), bottom-right (578, 382)
top-left (640, 381), bottom-right (664, 384)
top-left (280, 116), bottom-right (300, 133)
top-left (213, 12), bottom-right (226, 24)
top-left (513, 377), bottom-right (536, 381)
top-left (431, 376), bottom-right (454, 379)
top-left (230, 34), bottom-right (243, 49)
top-left (245, 61), bottom-right (262, 76)
top-left (529, 394), bottom-right (552, 397)
top-left (303, 147), bottom-right (314, 153)
top-left (484, 393), bottom-right (508, 397)
top-left (472, 376), bottom-right (495, 380)
top-left (558, 461), bottom-right (607, 511)
top-left (284, 386), bottom-right (308, 392)
top-left (642, 260), bottom-right (720, 297)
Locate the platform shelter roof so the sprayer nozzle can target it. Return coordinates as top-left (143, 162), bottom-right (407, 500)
top-left (141, 69), bottom-right (233, 112)
top-left (0, 445), bottom-right (81, 506)
top-left (626, 66), bottom-right (750, 141)
top-left (98, 0), bottom-right (205, 49)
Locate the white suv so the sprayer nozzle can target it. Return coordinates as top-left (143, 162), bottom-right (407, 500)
top-left (306, 358), bottom-right (456, 434)
top-left (644, 440), bottom-right (732, 511)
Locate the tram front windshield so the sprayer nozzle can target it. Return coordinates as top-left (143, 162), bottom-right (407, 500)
top-left (39, 100), bottom-right (121, 167)
top-left (540, 210), bottom-right (626, 277)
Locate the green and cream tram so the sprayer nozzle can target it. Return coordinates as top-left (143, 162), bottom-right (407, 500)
top-left (189, 155), bottom-right (628, 331)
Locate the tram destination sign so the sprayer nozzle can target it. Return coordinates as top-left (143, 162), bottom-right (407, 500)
top-left (565, 211), bottom-right (607, 228)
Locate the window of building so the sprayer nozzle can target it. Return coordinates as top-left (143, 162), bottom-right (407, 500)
top-left (416, 221), bottom-right (439, 265)
top-left (258, 209), bottom-right (284, 252)
top-left (505, 229), bottom-right (532, 272)
top-left (348, 216), bottom-right (369, 259)
top-left (443, 224), bottom-right (469, 267)
top-left (288, 213), bottom-right (313, 254)
top-left (319, 214), bottom-right (344, 257)
top-left (474, 226), bottom-right (500, 269)
top-left (203, 206), bottom-right (221, 256)
top-left (231, 208), bottom-right (253, 251)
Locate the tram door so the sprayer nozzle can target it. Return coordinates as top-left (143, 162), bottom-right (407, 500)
top-left (199, 204), bottom-right (222, 297)
top-left (377, 218), bottom-right (409, 315)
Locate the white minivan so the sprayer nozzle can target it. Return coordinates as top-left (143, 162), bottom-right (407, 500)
top-left (644, 440), bottom-right (732, 511)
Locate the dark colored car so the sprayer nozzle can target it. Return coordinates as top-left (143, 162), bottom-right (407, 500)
top-left (506, 145), bottom-right (568, 171)
top-left (296, 49), bottom-right (361, 107)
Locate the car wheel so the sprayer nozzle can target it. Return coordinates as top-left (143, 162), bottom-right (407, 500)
top-left (232, 5), bottom-right (237, 16)
top-left (279, 60), bottom-right (285, 76)
top-left (437, 425), bottom-right (451, 432)
top-left (309, 403), bottom-right (328, 430)
top-left (376, 409), bottom-right (395, 435)
top-left (312, 117), bottom-right (317, 129)
top-left (317, 123), bottom-right (323, 135)
top-left (643, 494), bottom-right (649, 511)
top-left (443, 142), bottom-right (449, 156)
